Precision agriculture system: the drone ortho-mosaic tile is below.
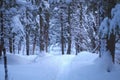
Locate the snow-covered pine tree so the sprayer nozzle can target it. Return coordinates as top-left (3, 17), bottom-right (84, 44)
top-left (99, 0), bottom-right (120, 72)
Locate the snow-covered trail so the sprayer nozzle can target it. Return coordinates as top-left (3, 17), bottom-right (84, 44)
top-left (1, 52), bottom-right (120, 80)
top-left (55, 55), bottom-right (75, 80)
top-left (0, 54), bottom-right (75, 80)
top-left (55, 52), bottom-right (98, 80)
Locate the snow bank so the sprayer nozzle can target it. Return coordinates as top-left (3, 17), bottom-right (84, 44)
top-left (95, 51), bottom-right (113, 72)
top-left (74, 51), bottom-right (98, 64)
top-left (1, 51), bottom-right (120, 80)
top-left (0, 54), bottom-right (32, 65)
top-left (64, 52), bottom-right (120, 80)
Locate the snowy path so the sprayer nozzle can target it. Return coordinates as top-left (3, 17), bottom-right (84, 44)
top-left (55, 52), bottom-right (99, 80)
top-left (55, 55), bottom-right (75, 80)
top-left (1, 52), bottom-right (120, 80)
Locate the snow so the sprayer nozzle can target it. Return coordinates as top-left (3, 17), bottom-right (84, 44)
top-left (16, 0), bottom-right (28, 6)
top-left (48, 0), bottom-right (72, 4)
top-left (99, 4), bottom-right (120, 37)
top-left (0, 51), bottom-right (120, 80)
top-left (99, 17), bottom-right (109, 39)
top-left (96, 51), bottom-right (113, 72)
top-left (0, 54), bottom-right (31, 65)
top-left (65, 0), bottom-right (72, 4)
top-left (12, 15), bottom-right (24, 34)
top-left (110, 4), bottom-right (120, 34)
top-left (43, 0), bottom-right (50, 9)
top-left (48, 0), bottom-right (85, 3)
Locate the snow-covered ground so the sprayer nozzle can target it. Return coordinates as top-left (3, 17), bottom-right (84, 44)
top-left (0, 51), bottom-right (120, 80)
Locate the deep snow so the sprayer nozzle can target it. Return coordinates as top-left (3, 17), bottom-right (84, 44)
top-left (0, 51), bottom-right (120, 80)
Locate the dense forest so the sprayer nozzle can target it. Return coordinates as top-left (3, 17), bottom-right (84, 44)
top-left (0, 0), bottom-right (120, 80)
top-left (0, 0), bottom-right (120, 59)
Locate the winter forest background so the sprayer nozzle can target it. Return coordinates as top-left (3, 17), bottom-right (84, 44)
top-left (0, 0), bottom-right (120, 80)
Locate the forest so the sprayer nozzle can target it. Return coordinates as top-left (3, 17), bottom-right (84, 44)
top-left (0, 0), bottom-right (120, 80)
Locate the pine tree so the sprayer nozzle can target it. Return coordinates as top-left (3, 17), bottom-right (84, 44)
top-left (99, 0), bottom-right (118, 72)
top-left (99, 0), bottom-right (116, 63)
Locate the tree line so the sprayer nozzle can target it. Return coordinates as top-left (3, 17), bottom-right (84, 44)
top-left (0, 0), bottom-right (120, 64)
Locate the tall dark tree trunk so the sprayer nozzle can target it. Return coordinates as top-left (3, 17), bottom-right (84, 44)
top-left (9, 33), bottom-right (15, 54)
top-left (9, 37), bottom-right (13, 53)
top-left (25, 9), bottom-right (30, 55)
top-left (0, 45), bottom-right (3, 57)
top-left (44, 10), bottom-right (49, 52)
top-left (3, 48), bottom-right (8, 80)
top-left (0, 1), bottom-right (8, 78)
top-left (44, 24), bottom-right (49, 52)
top-left (60, 13), bottom-right (64, 55)
top-left (75, 38), bottom-right (80, 55)
top-left (26, 26), bottom-right (30, 55)
top-left (26, 32), bottom-right (30, 55)
top-left (0, 1), bottom-right (4, 57)
top-left (18, 39), bottom-right (22, 54)
top-left (0, 6), bottom-right (4, 57)
top-left (12, 33), bottom-right (15, 54)
top-left (107, 33), bottom-right (116, 63)
top-left (39, 8), bottom-right (44, 52)
top-left (67, 3), bottom-right (72, 55)
top-left (32, 34), bottom-right (37, 55)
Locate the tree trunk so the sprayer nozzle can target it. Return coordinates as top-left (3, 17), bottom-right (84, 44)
top-left (106, 1), bottom-right (116, 63)
top-left (99, 0), bottom-right (116, 64)
top-left (75, 38), bottom-right (80, 55)
top-left (0, 8), bottom-right (4, 57)
top-left (9, 37), bottom-right (13, 53)
top-left (12, 33), bottom-right (15, 54)
top-left (0, 1), bottom-right (8, 78)
top-left (3, 48), bottom-right (8, 80)
top-left (18, 39), bottom-right (22, 54)
top-left (75, 2), bottom-right (83, 55)
top-left (26, 27), bottom-right (30, 55)
top-left (60, 13), bottom-right (64, 55)
top-left (44, 11), bottom-right (49, 53)
top-left (0, 45), bottom-right (3, 57)
top-left (26, 34), bottom-right (30, 55)
top-left (32, 34), bottom-right (36, 54)
top-left (39, 11), bottom-right (44, 52)
top-left (25, 9), bottom-right (30, 55)
top-left (67, 3), bottom-right (72, 55)
top-left (107, 33), bottom-right (116, 63)
top-left (44, 24), bottom-right (49, 52)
